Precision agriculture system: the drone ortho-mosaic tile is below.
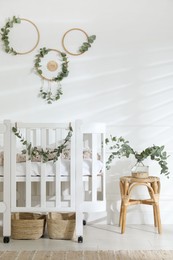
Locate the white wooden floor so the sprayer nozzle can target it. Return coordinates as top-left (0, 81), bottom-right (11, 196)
top-left (0, 224), bottom-right (173, 251)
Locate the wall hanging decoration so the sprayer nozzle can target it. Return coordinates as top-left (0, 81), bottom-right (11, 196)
top-left (0, 16), bottom-right (40, 55)
top-left (62, 28), bottom-right (96, 56)
top-left (34, 47), bottom-right (69, 104)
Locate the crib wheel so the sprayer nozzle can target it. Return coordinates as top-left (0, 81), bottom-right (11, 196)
top-left (78, 236), bottom-right (83, 243)
top-left (83, 220), bottom-right (86, 225)
top-left (3, 236), bottom-right (10, 243)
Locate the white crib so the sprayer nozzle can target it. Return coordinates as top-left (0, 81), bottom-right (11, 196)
top-left (1, 120), bottom-right (106, 243)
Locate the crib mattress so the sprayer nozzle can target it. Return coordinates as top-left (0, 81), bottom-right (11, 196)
top-left (0, 159), bottom-right (103, 177)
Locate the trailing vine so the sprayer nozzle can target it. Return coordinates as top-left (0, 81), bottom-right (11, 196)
top-left (39, 85), bottom-right (63, 104)
top-left (12, 124), bottom-right (73, 163)
top-left (79, 35), bottom-right (96, 54)
top-left (0, 16), bottom-right (21, 55)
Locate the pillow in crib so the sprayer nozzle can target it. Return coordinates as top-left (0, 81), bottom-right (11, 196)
top-left (83, 149), bottom-right (92, 159)
top-left (16, 151), bottom-right (57, 162)
top-left (31, 154), bottom-right (41, 162)
top-left (16, 153), bottom-right (26, 163)
top-left (83, 148), bottom-right (101, 160)
top-left (61, 148), bottom-right (71, 159)
top-left (47, 141), bottom-right (71, 160)
top-left (16, 152), bottom-right (44, 162)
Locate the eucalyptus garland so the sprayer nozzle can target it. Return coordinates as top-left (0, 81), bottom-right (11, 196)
top-left (12, 124), bottom-right (73, 163)
top-left (79, 35), bottom-right (96, 54)
top-left (0, 16), bottom-right (21, 55)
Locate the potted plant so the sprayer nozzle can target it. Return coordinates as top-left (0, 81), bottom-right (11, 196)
top-left (105, 136), bottom-right (170, 178)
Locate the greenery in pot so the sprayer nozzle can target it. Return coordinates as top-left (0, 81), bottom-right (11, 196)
top-left (105, 136), bottom-right (170, 178)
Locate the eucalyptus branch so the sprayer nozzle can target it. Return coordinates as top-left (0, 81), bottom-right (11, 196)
top-left (105, 136), bottom-right (170, 178)
top-left (39, 86), bottom-right (63, 104)
top-left (79, 35), bottom-right (96, 53)
top-left (12, 124), bottom-right (73, 163)
top-left (0, 16), bottom-right (21, 55)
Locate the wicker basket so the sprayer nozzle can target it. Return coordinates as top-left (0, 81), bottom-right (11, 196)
top-left (47, 212), bottom-right (75, 240)
top-left (11, 213), bottom-right (46, 240)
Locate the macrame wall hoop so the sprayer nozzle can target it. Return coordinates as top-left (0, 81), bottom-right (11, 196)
top-left (34, 47), bottom-right (69, 104)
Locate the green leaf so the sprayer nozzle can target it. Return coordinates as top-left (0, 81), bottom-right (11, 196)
top-left (16, 18), bottom-right (21, 23)
top-left (88, 35), bottom-right (96, 43)
top-left (37, 70), bottom-right (42, 75)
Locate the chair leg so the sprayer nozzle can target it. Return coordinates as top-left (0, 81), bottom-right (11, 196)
top-left (153, 205), bottom-right (157, 227)
top-left (121, 204), bottom-right (127, 234)
top-left (155, 204), bottom-right (162, 234)
top-left (119, 201), bottom-right (123, 227)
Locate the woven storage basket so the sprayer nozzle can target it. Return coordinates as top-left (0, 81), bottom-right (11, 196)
top-left (47, 212), bottom-right (75, 240)
top-left (11, 213), bottom-right (46, 240)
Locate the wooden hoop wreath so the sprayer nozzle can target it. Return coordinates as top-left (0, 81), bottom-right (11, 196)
top-left (1, 16), bottom-right (40, 55)
top-left (34, 48), bottom-right (69, 82)
top-left (62, 28), bottom-right (89, 56)
top-left (34, 47), bottom-right (69, 104)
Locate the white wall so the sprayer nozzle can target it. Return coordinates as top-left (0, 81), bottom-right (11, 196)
top-left (0, 0), bottom-right (173, 224)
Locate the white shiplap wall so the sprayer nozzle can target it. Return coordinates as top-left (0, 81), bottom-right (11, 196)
top-left (0, 0), bottom-right (173, 224)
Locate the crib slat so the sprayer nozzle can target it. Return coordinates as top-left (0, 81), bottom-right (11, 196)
top-left (55, 128), bottom-right (62, 207)
top-left (91, 133), bottom-right (97, 202)
top-left (55, 159), bottom-right (61, 207)
top-left (11, 123), bottom-right (17, 211)
top-left (70, 124), bottom-right (75, 209)
top-left (25, 129), bottom-right (31, 208)
top-left (40, 129), bottom-right (46, 208)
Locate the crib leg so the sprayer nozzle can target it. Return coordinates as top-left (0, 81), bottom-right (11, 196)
top-left (78, 236), bottom-right (83, 243)
top-left (75, 212), bottom-right (83, 243)
top-left (3, 236), bottom-right (10, 243)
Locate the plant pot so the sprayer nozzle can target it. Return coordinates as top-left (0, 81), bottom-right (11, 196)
top-left (131, 162), bottom-right (149, 178)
